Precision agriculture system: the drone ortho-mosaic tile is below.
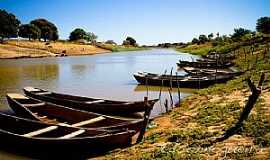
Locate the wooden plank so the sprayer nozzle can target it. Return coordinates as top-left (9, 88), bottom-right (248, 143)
top-left (36, 92), bottom-right (52, 95)
top-left (85, 100), bottom-right (105, 104)
top-left (70, 116), bottom-right (105, 127)
top-left (24, 87), bottom-right (40, 92)
top-left (7, 93), bottom-right (29, 99)
top-left (22, 126), bottom-right (58, 137)
top-left (58, 129), bottom-right (85, 139)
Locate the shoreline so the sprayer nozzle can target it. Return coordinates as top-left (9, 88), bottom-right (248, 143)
top-left (0, 40), bottom-right (149, 60)
top-left (0, 40), bottom-right (111, 59)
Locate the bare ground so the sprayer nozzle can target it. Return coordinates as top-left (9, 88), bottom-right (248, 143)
top-left (0, 40), bottom-right (110, 59)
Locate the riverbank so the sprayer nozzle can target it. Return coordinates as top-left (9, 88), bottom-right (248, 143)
top-left (95, 40), bottom-right (270, 159)
top-left (0, 40), bottom-right (111, 59)
top-left (96, 43), bottom-right (148, 52)
top-left (0, 40), bottom-right (149, 59)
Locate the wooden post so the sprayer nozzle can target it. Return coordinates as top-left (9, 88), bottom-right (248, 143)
top-left (159, 70), bottom-right (167, 111)
top-left (136, 97), bottom-right (152, 143)
top-left (215, 73), bottom-right (265, 142)
top-left (164, 99), bottom-right (169, 113)
top-left (145, 75), bottom-right (149, 98)
top-left (251, 46), bottom-right (254, 55)
top-left (168, 67), bottom-right (174, 108)
top-left (176, 72), bottom-right (181, 107)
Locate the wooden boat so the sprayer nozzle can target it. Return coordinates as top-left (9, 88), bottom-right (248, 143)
top-left (23, 87), bottom-right (158, 116)
top-left (182, 67), bottom-right (241, 76)
top-left (6, 93), bottom-right (146, 133)
top-left (202, 52), bottom-right (236, 60)
top-left (177, 60), bottom-right (233, 69)
top-left (0, 112), bottom-right (135, 156)
top-left (133, 71), bottom-right (239, 88)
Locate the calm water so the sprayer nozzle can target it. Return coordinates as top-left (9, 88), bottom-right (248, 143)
top-left (0, 48), bottom-right (198, 159)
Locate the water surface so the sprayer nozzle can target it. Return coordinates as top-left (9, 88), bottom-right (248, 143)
top-left (0, 49), bottom-right (198, 116)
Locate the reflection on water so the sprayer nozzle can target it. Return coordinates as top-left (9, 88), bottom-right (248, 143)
top-left (0, 63), bottom-right (59, 109)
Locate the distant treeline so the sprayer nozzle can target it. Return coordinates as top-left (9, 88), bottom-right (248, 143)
top-left (157, 17), bottom-right (270, 48)
top-left (0, 9), bottom-right (138, 46)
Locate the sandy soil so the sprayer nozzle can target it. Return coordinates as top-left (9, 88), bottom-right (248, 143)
top-left (0, 40), bottom-right (110, 59)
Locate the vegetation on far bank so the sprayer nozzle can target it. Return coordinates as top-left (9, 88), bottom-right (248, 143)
top-left (0, 9), bottom-right (147, 58)
top-left (96, 43), bottom-right (148, 52)
top-left (175, 17), bottom-right (270, 57)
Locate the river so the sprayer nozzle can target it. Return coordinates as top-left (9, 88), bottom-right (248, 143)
top-left (0, 48), bottom-right (198, 159)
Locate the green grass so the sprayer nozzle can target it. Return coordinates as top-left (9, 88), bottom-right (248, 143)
top-left (96, 43), bottom-right (148, 52)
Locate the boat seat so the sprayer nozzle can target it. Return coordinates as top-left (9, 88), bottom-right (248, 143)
top-left (85, 100), bottom-right (105, 104)
top-left (35, 92), bottom-right (52, 95)
top-left (39, 116), bottom-right (48, 119)
top-left (22, 126), bottom-right (58, 137)
top-left (181, 78), bottom-right (189, 81)
top-left (24, 87), bottom-right (41, 92)
top-left (7, 93), bottom-right (29, 99)
top-left (23, 102), bottom-right (46, 107)
top-left (58, 129), bottom-right (85, 139)
top-left (70, 116), bottom-right (106, 127)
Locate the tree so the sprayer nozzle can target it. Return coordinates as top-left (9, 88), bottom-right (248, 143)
top-left (123, 36), bottom-right (136, 46)
top-left (256, 17), bottom-right (270, 34)
top-left (69, 28), bottom-right (86, 41)
top-left (208, 33), bottom-right (214, 41)
top-left (30, 19), bottom-right (58, 41)
top-left (231, 28), bottom-right (252, 41)
top-left (0, 9), bottom-right (20, 43)
top-left (84, 32), bottom-right (97, 43)
top-left (122, 40), bottom-right (130, 45)
top-left (105, 40), bottom-right (117, 45)
top-left (191, 38), bottom-right (199, 44)
top-left (18, 24), bottom-right (41, 40)
top-left (198, 35), bottom-right (208, 44)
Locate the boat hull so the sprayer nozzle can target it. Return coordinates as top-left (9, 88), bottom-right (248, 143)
top-left (23, 88), bottom-right (158, 115)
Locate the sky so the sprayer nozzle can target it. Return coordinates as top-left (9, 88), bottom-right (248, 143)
top-left (0, 0), bottom-right (269, 45)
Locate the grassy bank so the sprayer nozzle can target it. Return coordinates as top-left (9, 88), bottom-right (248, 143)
top-left (96, 43), bottom-right (148, 52)
top-left (176, 43), bottom-right (213, 56)
top-left (0, 40), bottom-right (110, 59)
top-left (95, 37), bottom-right (270, 159)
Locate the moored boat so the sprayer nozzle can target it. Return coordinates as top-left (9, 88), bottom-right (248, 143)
top-left (0, 112), bottom-right (135, 157)
top-left (182, 67), bottom-right (241, 76)
top-left (23, 87), bottom-right (158, 116)
top-left (133, 71), bottom-right (239, 88)
top-left (6, 93), bottom-right (146, 133)
top-left (177, 60), bottom-right (233, 69)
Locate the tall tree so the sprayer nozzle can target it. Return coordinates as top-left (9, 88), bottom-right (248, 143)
top-left (124, 37), bottom-right (136, 46)
top-left (0, 9), bottom-right (20, 43)
top-left (84, 32), bottom-right (97, 43)
top-left (256, 17), bottom-right (270, 34)
top-left (231, 28), bottom-right (252, 41)
top-left (208, 33), bottom-right (214, 41)
top-left (198, 35), bottom-right (208, 44)
top-left (30, 19), bottom-right (58, 41)
top-left (18, 24), bottom-right (41, 40)
top-left (69, 28), bottom-right (87, 41)
top-left (191, 38), bottom-right (199, 44)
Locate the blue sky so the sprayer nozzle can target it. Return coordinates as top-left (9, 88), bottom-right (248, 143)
top-left (0, 0), bottom-right (269, 45)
